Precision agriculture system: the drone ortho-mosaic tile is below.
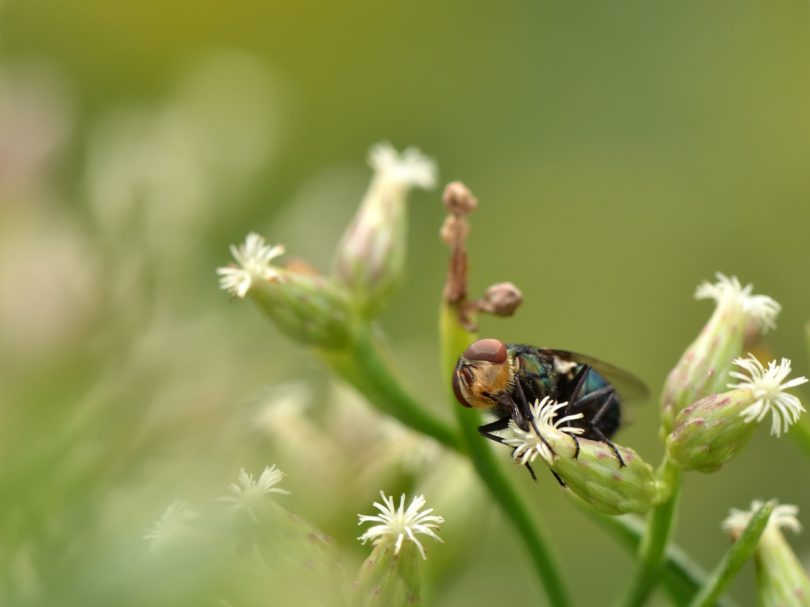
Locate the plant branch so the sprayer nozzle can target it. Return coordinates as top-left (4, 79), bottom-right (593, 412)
top-left (440, 304), bottom-right (572, 607)
top-left (789, 418), bottom-right (810, 460)
top-left (688, 501), bottom-right (773, 607)
top-left (617, 457), bottom-right (682, 607)
top-left (319, 333), bottom-right (465, 453)
top-left (585, 508), bottom-right (738, 607)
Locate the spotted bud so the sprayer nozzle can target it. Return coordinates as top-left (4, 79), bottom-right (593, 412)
top-left (667, 355), bottom-right (807, 472)
top-left (353, 541), bottom-right (422, 607)
top-left (249, 268), bottom-right (357, 349)
top-left (501, 398), bottom-right (667, 515)
top-left (218, 234), bottom-right (358, 349)
top-left (661, 274), bottom-right (780, 435)
top-left (333, 143), bottom-right (436, 318)
top-left (666, 390), bottom-right (758, 473)
top-left (551, 437), bottom-right (666, 515)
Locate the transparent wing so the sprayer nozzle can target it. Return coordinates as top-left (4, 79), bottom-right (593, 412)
top-left (539, 348), bottom-right (650, 405)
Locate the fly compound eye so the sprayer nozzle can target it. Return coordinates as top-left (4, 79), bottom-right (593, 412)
top-left (463, 338), bottom-right (507, 364)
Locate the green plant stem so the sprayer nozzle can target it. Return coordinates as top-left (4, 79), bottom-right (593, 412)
top-left (617, 457), bottom-right (682, 607)
top-left (586, 508), bottom-right (738, 607)
top-left (789, 418), bottom-right (810, 460)
top-left (319, 333), bottom-right (464, 453)
top-left (688, 501), bottom-right (773, 607)
top-left (439, 304), bottom-right (572, 607)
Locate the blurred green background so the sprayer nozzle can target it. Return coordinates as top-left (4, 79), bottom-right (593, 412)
top-left (2, 1), bottom-right (809, 605)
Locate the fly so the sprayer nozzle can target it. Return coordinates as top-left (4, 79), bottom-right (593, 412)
top-left (452, 338), bottom-right (648, 481)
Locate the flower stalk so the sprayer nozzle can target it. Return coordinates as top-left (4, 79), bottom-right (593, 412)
top-left (617, 456), bottom-right (682, 607)
top-left (688, 500), bottom-right (774, 607)
top-left (440, 302), bottom-right (572, 607)
top-left (318, 331), bottom-right (463, 453)
top-left (723, 501), bottom-right (810, 607)
top-left (437, 179), bottom-right (571, 605)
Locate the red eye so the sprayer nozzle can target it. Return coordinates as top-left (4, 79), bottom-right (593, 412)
top-left (463, 338), bottom-right (507, 364)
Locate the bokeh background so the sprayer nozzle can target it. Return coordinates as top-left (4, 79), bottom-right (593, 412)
top-left (2, 1), bottom-right (809, 605)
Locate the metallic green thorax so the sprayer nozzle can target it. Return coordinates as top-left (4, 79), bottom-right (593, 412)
top-left (507, 344), bottom-right (620, 440)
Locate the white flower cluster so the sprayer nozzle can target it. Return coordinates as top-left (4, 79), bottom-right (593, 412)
top-left (501, 397), bottom-right (584, 466)
top-left (220, 464), bottom-right (290, 521)
top-left (217, 233), bottom-right (284, 298)
top-left (357, 491), bottom-right (444, 560)
top-left (729, 355), bottom-right (808, 437)
top-left (368, 142), bottom-right (436, 190)
top-left (695, 273), bottom-right (781, 333)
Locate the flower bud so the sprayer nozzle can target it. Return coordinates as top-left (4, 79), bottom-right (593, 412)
top-left (353, 541), bottom-right (422, 607)
top-left (661, 274), bottom-right (780, 434)
top-left (442, 180), bottom-right (478, 216)
top-left (502, 398), bottom-right (666, 515)
top-left (666, 355), bottom-right (807, 472)
top-left (477, 282), bottom-right (523, 317)
top-left (333, 143), bottom-right (436, 318)
top-left (218, 233), bottom-right (357, 349)
top-left (723, 501), bottom-right (810, 607)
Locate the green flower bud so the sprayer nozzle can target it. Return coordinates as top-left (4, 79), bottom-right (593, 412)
top-left (354, 492), bottom-right (444, 607)
top-left (667, 355), bottom-right (807, 472)
top-left (218, 233), bottom-right (358, 349)
top-left (502, 398), bottom-right (667, 515)
top-left (353, 541), bottom-right (422, 607)
top-left (216, 466), bottom-right (342, 606)
top-left (333, 143), bottom-right (436, 318)
top-left (661, 274), bottom-right (780, 435)
top-left (723, 501), bottom-right (810, 607)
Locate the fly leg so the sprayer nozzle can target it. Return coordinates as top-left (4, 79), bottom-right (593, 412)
top-left (588, 391), bottom-right (625, 467)
top-left (477, 415), bottom-right (512, 445)
top-left (477, 415), bottom-right (537, 481)
top-left (569, 387), bottom-right (626, 468)
top-left (561, 365), bottom-right (595, 460)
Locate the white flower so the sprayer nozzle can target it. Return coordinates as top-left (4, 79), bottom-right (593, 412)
top-left (143, 500), bottom-right (201, 551)
top-left (357, 491), bottom-right (444, 560)
top-left (722, 500), bottom-right (802, 539)
top-left (216, 233), bottom-right (285, 298)
top-left (728, 354), bottom-right (808, 436)
top-left (695, 273), bottom-right (781, 332)
top-left (368, 142), bottom-right (436, 190)
top-left (501, 397), bottom-right (584, 466)
top-left (220, 465), bottom-right (289, 521)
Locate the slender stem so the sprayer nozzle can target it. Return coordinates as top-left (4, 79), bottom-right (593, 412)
top-left (319, 334), bottom-right (465, 453)
top-left (585, 508), bottom-right (738, 607)
top-left (789, 418), bottom-right (810, 460)
top-left (688, 501), bottom-right (773, 607)
top-left (617, 457), bottom-right (682, 607)
top-left (439, 304), bottom-right (572, 607)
